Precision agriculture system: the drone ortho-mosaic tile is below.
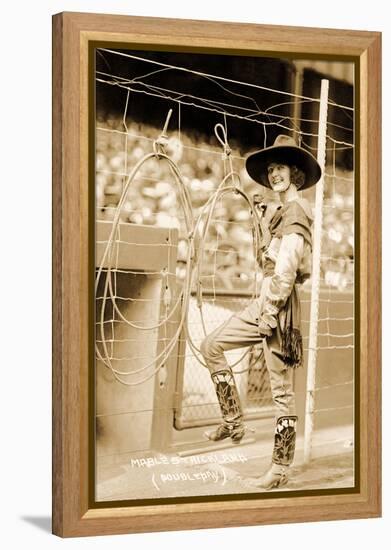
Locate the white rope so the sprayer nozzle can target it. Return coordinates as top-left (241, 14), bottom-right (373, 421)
top-left (185, 174), bottom-right (262, 371)
top-left (95, 121), bottom-right (196, 384)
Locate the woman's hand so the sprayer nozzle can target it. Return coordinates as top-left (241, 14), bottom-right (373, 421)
top-left (257, 317), bottom-right (272, 338)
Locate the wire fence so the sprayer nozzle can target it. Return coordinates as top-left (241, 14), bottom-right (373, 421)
top-left (94, 49), bottom-right (354, 456)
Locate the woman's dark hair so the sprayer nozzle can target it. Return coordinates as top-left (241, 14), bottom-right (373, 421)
top-left (290, 165), bottom-right (306, 189)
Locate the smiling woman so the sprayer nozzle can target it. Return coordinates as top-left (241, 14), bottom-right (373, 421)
top-left (267, 163), bottom-right (293, 193)
top-left (200, 133), bottom-right (320, 489)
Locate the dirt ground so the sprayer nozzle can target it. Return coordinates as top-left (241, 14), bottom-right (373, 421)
top-left (96, 424), bottom-right (354, 502)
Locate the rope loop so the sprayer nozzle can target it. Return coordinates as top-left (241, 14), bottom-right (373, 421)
top-left (214, 123), bottom-right (231, 160)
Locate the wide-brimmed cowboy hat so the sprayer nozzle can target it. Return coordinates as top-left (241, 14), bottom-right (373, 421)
top-left (245, 134), bottom-right (322, 190)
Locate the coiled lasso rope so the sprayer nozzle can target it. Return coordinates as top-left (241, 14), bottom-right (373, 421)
top-left (96, 110), bottom-right (196, 386)
top-left (184, 124), bottom-right (264, 374)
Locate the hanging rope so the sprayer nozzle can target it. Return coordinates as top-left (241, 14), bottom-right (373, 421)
top-left (97, 113), bottom-right (268, 383)
top-left (96, 111), bottom-right (196, 385)
top-left (184, 124), bottom-right (263, 373)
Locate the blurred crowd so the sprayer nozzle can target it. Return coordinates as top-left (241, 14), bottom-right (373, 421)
top-left (96, 115), bottom-right (354, 292)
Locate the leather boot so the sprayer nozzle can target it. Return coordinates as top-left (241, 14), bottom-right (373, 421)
top-left (257, 415), bottom-right (297, 489)
top-left (204, 369), bottom-right (245, 444)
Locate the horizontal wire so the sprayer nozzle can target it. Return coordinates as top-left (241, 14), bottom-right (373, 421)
top-left (96, 319), bottom-right (182, 325)
top-left (96, 296), bottom-right (165, 302)
top-left (97, 169), bottom-right (164, 182)
top-left (96, 238), bottom-right (354, 262)
top-left (96, 337), bottom-right (158, 344)
top-left (322, 205), bottom-right (354, 211)
top-left (96, 78), bottom-right (308, 133)
top-left (97, 70), bottom-right (283, 119)
top-left (314, 380), bottom-right (353, 391)
top-left (96, 387), bottom-right (354, 418)
top-left (98, 48), bottom-right (354, 111)
top-left (97, 126), bottom-right (244, 159)
top-left (96, 381), bottom-right (354, 418)
top-left (97, 343), bottom-right (354, 361)
top-left (95, 295), bottom-right (354, 306)
top-left (97, 164), bottom-right (355, 183)
top-left (97, 267), bottom-right (174, 276)
top-left (307, 345), bottom-right (354, 350)
top-left (324, 172), bottom-right (354, 182)
top-left (315, 404), bottom-right (353, 413)
top-left (97, 126), bottom-right (356, 167)
top-left (264, 98), bottom-right (354, 132)
top-left (96, 239), bottom-right (177, 247)
top-left (301, 298), bottom-right (353, 303)
top-left (94, 346), bottom-right (354, 356)
top-left (97, 69), bottom-right (354, 134)
top-left (97, 210), bottom-right (257, 227)
top-left (97, 78), bottom-right (353, 149)
top-left (302, 332), bottom-right (354, 338)
top-left (302, 317), bottom-right (354, 322)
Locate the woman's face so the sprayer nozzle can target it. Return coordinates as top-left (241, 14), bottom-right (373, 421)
top-left (267, 163), bottom-right (291, 192)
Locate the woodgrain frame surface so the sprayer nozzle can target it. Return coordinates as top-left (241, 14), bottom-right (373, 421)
top-left (52, 11), bottom-right (381, 538)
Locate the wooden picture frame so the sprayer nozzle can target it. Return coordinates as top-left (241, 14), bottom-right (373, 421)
top-left (52, 11), bottom-right (381, 537)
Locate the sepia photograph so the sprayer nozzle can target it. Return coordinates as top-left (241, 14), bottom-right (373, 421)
top-left (93, 45), bottom-right (356, 503)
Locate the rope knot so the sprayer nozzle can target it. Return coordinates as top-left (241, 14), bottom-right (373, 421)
top-left (153, 135), bottom-right (168, 157)
top-left (214, 123), bottom-right (232, 160)
top-left (222, 144), bottom-right (231, 161)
